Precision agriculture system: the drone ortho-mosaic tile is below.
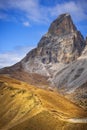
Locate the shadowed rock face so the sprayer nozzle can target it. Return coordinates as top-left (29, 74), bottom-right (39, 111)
top-left (86, 37), bottom-right (87, 45)
top-left (28, 13), bottom-right (85, 65)
top-left (48, 13), bottom-right (77, 36)
top-left (20, 13), bottom-right (85, 76)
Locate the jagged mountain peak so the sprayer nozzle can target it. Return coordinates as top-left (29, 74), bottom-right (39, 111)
top-left (14, 13), bottom-right (84, 79)
top-left (48, 13), bottom-right (77, 36)
top-left (0, 13), bottom-right (86, 77)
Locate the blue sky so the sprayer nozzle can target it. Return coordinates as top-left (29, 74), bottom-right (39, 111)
top-left (0, 0), bottom-right (87, 68)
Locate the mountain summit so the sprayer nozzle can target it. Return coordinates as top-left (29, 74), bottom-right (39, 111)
top-left (0, 13), bottom-right (86, 76)
top-left (20, 13), bottom-right (85, 76)
top-left (0, 13), bottom-right (87, 108)
top-left (48, 13), bottom-right (77, 36)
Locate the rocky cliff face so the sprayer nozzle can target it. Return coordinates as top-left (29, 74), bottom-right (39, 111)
top-left (86, 37), bottom-right (87, 45)
top-left (0, 13), bottom-right (86, 77)
top-left (20, 13), bottom-right (85, 77)
top-left (52, 45), bottom-right (87, 108)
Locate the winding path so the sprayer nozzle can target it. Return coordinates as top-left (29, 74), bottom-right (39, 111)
top-left (67, 118), bottom-right (87, 123)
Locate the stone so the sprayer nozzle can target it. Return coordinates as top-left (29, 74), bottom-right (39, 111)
top-left (20, 13), bottom-right (85, 77)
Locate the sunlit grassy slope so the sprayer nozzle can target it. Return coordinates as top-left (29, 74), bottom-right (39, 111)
top-left (0, 75), bottom-right (87, 130)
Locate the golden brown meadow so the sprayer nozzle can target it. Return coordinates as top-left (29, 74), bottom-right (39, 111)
top-left (0, 75), bottom-right (87, 130)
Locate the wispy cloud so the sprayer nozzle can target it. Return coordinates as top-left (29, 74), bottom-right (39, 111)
top-left (0, 0), bottom-right (49, 23)
top-left (0, 0), bottom-right (87, 24)
top-left (0, 53), bottom-right (21, 68)
top-left (50, 1), bottom-right (87, 22)
top-left (0, 46), bottom-right (34, 68)
top-left (23, 21), bottom-right (30, 27)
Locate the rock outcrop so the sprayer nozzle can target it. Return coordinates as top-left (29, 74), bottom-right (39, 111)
top-left (0, 13), bottom-right (86, 78)
top-left (20, 13), bottom-right (85, 77)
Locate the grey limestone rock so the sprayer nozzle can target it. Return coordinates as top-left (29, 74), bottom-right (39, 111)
top-left (21, 13), bottom-right (85, 77)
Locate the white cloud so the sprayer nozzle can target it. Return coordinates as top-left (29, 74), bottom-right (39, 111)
top-left (23, 21), bottom-right (30, 27)
top-left (0, 46), bottom-right (34, 68)
top-left (50, 1), bottom-right (87, 22)
top-left (0, 0), bottom-right (47, 23)
top-left (0, 0), bottom-right (87, 23)
top-left (0, 53), bottom-right (20, 68)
